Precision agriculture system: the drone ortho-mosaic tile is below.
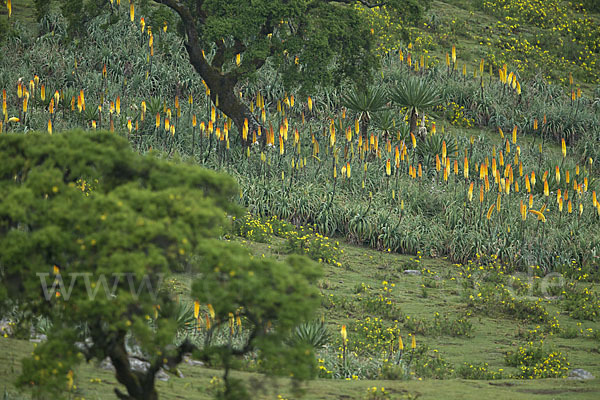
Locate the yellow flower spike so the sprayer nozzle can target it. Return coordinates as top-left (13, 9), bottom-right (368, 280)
top-left (207, 304), bottom-right (215, 320)
top-left (193, 301), bottom-right (200, 319)
top-left (528, 209), bottom-right (546, 223)
top-left (555, 166), bottom-right (560, 184)
top-left (467, 182), bottom-right (474, 202)
top-left (47, 119), bottom-right (52, 135)
top-left (66, 370), bottom-right (74, 391)
top-left (7, 0), bottom-right (12, 18)
top-left (53, 265), bottom-right (60, 275)
top-left (464, 156), bottom-right (469, 179)
top-left (398, 335), bottom-right (404, 351)
top-left (451, 45), bottom-right (456, 63)
top-left (441, 140), bottom-right (447, 160)
top-left (544, 180), bottom-right (549, 197)
top-left (558, 197), bottom-right (564, 213)
top-left (411, 334), bottom-right (416, 349)
top-left (568, 200), bottom-right (573, 214)
top-left (341, 325), bottom-right (347, 342)
top-left (512, 126), bottom-right (517, 144)
top-left (561, 138), bottom-right (567, 158)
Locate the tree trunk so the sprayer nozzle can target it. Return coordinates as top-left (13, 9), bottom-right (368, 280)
top-left (410, 108), bottom-right (418, 137)
top-left (154, 0), bottom-right (263, 147)
top-left (360, 113), bottom-right (370, 149)
top-left (109, 332), bottom-right (159, 400)
top-left (197, 68), bottom-right (262, 147)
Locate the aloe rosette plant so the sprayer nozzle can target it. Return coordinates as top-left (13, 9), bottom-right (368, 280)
top-left (391, 77), bottom-right (442, 138)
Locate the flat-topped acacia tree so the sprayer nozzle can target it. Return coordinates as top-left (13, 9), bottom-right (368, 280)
top-left (152, 0), bottom-right (428, 144)
top-left (0, 130), bottom-right (321, 400)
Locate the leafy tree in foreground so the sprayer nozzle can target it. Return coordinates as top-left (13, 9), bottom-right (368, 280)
top-left (152, 0), bottom-right (428, 144)
top-left (0, 130), bottom-right (321, 400)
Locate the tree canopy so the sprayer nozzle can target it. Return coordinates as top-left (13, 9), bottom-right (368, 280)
top-left (0, 130), bottom-right (321, 399)
top-left (153, 0), bottom-right (429, 142)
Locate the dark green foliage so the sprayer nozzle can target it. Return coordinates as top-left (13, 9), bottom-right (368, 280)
top-left (33, 0), bottom-right (51, 22)
top-left (0, 130), bottom-right (321, 399)
top-left (60, 0), bottom-right (112, 39)
top-left (582, 0), bottom-right (600, 12)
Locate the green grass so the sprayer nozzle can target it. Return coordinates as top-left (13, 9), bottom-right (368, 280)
top-left (2, 236), bottom-right (599, 399)
top-left (1, 335), bottom-right (599, 400)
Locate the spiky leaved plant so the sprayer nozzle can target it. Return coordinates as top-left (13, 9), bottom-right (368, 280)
top-left (390, 77), bottom-right (442, 138)
top-left (341, 85), bottom-right (388, 141)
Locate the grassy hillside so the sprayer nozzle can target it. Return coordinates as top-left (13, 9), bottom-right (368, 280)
top-left (363, 0), bottom-right (600, 86)
top-left (1, 1), bottom-right (600, 399)
top-left (1, 232), bottom-right (600, 399)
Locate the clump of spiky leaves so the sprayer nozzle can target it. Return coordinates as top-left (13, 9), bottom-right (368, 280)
top-left (390, 77), bottom-right (442, 136)
top-left (289, 320), bottom-right (332, 349)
